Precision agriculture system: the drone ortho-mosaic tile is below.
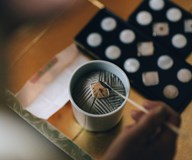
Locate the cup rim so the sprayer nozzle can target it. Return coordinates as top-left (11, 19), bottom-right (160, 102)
top-left (69, 60), bottom-right (130, 118)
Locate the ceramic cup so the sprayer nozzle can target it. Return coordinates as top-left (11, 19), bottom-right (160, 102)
top-left (69, 60), bottom-right (130, 132)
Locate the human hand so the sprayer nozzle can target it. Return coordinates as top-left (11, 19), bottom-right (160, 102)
top-left (102, 101), bottom-right (181, 160)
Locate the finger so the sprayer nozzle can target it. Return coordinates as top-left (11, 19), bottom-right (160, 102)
top-left (152, 125), bottom-right (177, 156)
top-left (144, 101), bottom-right (180, 144)
top-left (155, 123), bottom-right (178, 146)
top-left (160, 126), bottom-right (177, 143)
top-left (131, 110), bottom-right (145, 122)
top-left (130, 106), bottom-right (167, 138)
top-left (143, 100), bottom-right (160, 110)
top-left (143, 100), bottom-right (181, 127)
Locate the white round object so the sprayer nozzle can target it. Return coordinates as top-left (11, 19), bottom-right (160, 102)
top-left (171, 34), bottom-right (187, 48)
top-left (166, 8), bottom-right (182, 22)
top-left (177, 68), bottom-right (192, 83)
top-left (105, 45), bottom-right (121, 60)
top-left (149, 0), bottom-right (165, 11)
top-left (87, 33), bottom-right (102, 47)
top-left (163, 85), bottom-right (179, 99)
top-left (124, 58), bottom-right (140, 73)
top-left (136, 11), bottom-right (152, 26)
top-left (157, 55), bottom-right (174, 70)
top-left (119, 29), bottom-right (136, 44)
top-left (101, 17), bottom-right (117, 32)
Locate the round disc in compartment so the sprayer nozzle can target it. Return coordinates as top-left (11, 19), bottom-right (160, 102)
top-left (87, 33), bottom-right (102, 47)
top-left (177, 68), bottom-right (192, 83)
top-left (171, 34), bottom-right (187, 49)
top-left (163, 85), bottom-right (179, 99)
top-left (157, 55), bottom-right (174, 70)
top-left (119, 29), bottom-right (136, 44)
top-left (105, 45), bottom-right (121, 60)
top-left (149, 0), bottom-right (165, 11)
top-left (101, 17), bottom-right (117, 32)
top-left (136, 11), bottom-right (152, 26)
top-left (124, 58), bottom-right (140, 73)
top-left (166, 8), bottom-right (182, 22)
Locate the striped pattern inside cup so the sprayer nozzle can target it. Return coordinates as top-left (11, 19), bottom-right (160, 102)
top-left (72, 70), bottom-right (125, 115)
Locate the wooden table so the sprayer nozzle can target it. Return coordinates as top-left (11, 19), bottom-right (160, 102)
top-left (6, 0), bottom-right (192, 159)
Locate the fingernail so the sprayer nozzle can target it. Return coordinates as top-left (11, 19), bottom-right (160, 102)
top-left (143, 100), bottom-right (155, 108)
top-left (143, 100), bottom-right (151, 107)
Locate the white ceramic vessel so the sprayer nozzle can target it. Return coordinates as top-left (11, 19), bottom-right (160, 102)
top-left (69, 60), bottom-right (130, 132)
